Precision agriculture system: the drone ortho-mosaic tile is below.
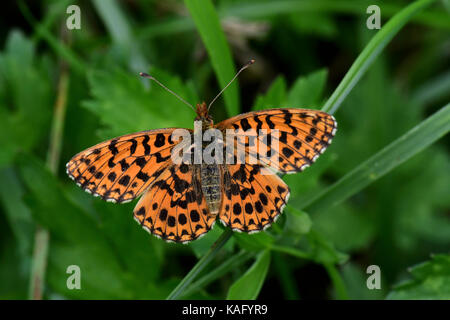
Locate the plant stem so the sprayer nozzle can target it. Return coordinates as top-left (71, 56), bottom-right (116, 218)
top-left (270, 244), bottom-right (311, 260)
top-left (324, 262), bottom-right (349, 300)
top-left (28, 226), bottom-right (49, 300)
top-left (47, 71), bottom-right (69, 172)
top-left (166, 228), bottom-right (233, 300)
top-left (28, 27), bottom-right (70, 300)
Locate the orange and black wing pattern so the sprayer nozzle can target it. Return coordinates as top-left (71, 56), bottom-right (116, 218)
top-left (219, 163), bottom-right (290, 233)
top-left (215, 108), bottom-right (337, 173)
top-left (215, 108), bottom-right (336, 233)
top-left (66, 129), bottom-right (182, 203)
top-left (133, 163), bottom-right (215, 243)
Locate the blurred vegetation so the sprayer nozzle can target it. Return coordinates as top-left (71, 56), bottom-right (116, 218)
top-left (0, 0), bottom-right (449, 300)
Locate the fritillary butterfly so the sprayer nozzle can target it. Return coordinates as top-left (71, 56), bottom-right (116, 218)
top-left (66, 62), bottom-right (337, 243)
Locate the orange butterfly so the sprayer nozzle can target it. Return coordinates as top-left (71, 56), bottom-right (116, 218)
top-left (66, 60), bottom-right (337, 243)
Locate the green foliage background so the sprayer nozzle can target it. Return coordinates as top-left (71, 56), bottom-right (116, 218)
top-left (0, 0), bottom-right (449, 300)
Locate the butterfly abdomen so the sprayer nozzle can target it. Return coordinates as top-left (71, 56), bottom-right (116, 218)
top-left (200, 164), bottom-right (221, 215)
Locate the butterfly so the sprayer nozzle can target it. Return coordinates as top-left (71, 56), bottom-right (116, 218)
top-left (66, 60), bottom-right (337, 243)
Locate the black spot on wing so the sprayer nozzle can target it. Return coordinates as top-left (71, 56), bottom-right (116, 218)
top-left (154, 133), bottom-right (166, 148)
top-left (119, 159), bottom-right (129, 172)
top-left (136, 171), bottom-right (149, 182)
top-left (118, 175), bottom-right (130, 186)
top-left (240, 118), bottom-right (251, 131)
top-left (190, 210), bottom-right (200, 222)
top-left (135, 157), bottom-right (147, 168)
top-left (142, 135), bottom-right (151, 155)
top-left (130, 139), bottom-right (138, 155)
top-left (108, 139), bottom-right (119, 155)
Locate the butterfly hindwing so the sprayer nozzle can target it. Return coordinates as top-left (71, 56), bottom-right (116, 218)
top-left (133, 163), bottom-right (215, 243)
top-left (66, 129), bottom-right (183, 203)
top-left (216, 108), bottom-right (337, 173)
top-left (219, 163), bottom-right (290, 233)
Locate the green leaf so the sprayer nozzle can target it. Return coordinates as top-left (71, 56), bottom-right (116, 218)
top-left (184, 0), bottom-right (239, 116)
top-left (18, 155), bottom-right (106, 245)
top-left (83, 68), bottom-right (197, 138)
top-left (47, 241), bottom-right (133, 299)
top-left (0, 168), bottom-right (34, 259)
top-left (253, 76), bottom-right (287, 110)
top-left (288, 69), bottom-right (327, 108)
top-left (94, 200), bottom-right (163, 283)
top-left (387, 254), bottom-right (450, 300)
top-left (340, 262), bottom-right (385, 299)
top-left (234, 231), bottom-right (275, 251)
top-left (307, 229), bottom-right (348, 265)
top-left (312, 204), bottom-right (376, 252)
top-left (253, 69), bottom-right (327, 111)
top-left (284, 206), bottom-right (312, 235)
top-left (304, 102), bottom-right (450, 215)
top-left (17, 155), bottom-right (136, 298)
top-left (227, 250), bottom-right (271, 300)
top-left (0, 30), bottom-right (52, 167)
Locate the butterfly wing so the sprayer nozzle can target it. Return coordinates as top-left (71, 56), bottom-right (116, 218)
top-left (215, 108), bottom-right (337, 173)
top-left (219, 163), bottom-right (290, 233)
top-left (133, 163), bottom-right (215, 243)
top-left (66, 129), bottom-right (184, 203)
top-left (216, 108), bottom-right (336, 232)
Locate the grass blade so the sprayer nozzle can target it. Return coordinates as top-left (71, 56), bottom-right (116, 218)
top-left (184, 0), bottom-right (239, 116)
top-left (305, 103), bottom-right (450, 214)
top-left (92, 0), bottom-right (149, 72)
top-left (322, 0), bottom-right (438, 114)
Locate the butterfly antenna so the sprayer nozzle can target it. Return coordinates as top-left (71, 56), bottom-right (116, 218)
top-left (208, 59), bottom-right (255, 111)
top-left (139, 72), bottom-right (196, 112)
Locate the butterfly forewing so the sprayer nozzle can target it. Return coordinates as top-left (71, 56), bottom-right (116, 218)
top-left (215, 108), bottom-right (337, 173)
top-left (66, 129), bottom-right (180, 203)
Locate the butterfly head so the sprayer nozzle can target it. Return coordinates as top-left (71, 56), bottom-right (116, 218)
top-left (195, 102), bottom-right (213, 125)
